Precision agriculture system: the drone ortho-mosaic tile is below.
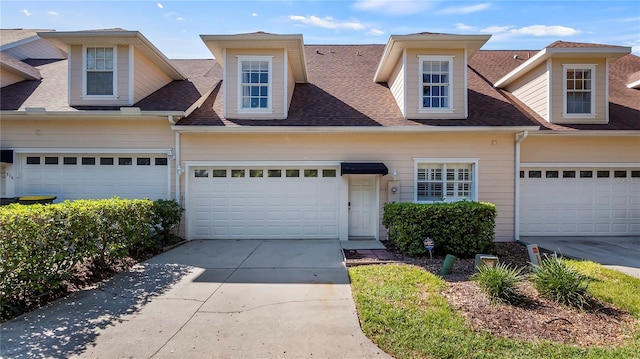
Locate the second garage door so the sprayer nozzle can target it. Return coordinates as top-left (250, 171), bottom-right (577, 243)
top-left (188, 166), bottom-right (340, 239)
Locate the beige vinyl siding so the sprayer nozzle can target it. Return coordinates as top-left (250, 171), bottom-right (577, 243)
top-left (287, 57), bottom-right (295, 113)
top-left (0, 68), bottom-right (26, 87)
top-left (507, 62), bottom-right (549, 121)
top-left (521, 135), bottom-right (640, 163)
top-left (179, 132), bottom-right (516, 241)
top-left (69, 44), bottom-right (131, 107)
top-left (405, 48), bottom-right (466, 119)
top-left (550, 58), bottom-right (607, 123)
top-left (133, 47), bottom-right (172, 103)
top-left (4, 38), bottom-right (66, 60)
top-left (224, 49), bottom-right (286, 119)
top-left (388, 58), bottom-right (405, 117)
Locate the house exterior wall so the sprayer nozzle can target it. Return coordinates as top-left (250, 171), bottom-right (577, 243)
top-left (0, 69), bottom-right (25, 87)
top-left (178, 132), bottom-right (516, 241)
top-left (133, 47), bottom-right (172, 103)
top-left (550, 58), bottom-right (607, 124)
top-left (224, 48), bottom-right (286, 119)
top-left (69, 44), bottom-right (132, 107)
top-left (388, 58), bottom-right (405, 117)
top-left (507, 62), bottom-right (549, 121)
top-left (404, 48), bottom-right (466, 119)
top-left (3, 38), bottom-right (66, 60)
top-left (521, 135), bottom-right (640, 163)
top-left (287, 55), bottom-right (295, 113)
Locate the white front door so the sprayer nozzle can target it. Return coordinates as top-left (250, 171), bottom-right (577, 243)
top-left (348, 175), bottom-right (377, 238)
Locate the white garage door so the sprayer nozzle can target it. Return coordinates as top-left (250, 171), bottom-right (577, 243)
top-left (188, 166), bottom-right (340, 239)
top-left (18, 154), bottom-right (169, 201)
top-left (520, 168), bottom-right (640, 236)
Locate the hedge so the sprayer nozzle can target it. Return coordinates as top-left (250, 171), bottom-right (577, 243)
top-left (382, 201), bottom-right (496, 257)
top-left (0, 198), bottom-right (183, 320)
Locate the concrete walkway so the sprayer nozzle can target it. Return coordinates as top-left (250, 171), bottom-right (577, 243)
top-left (520, 236), bottom-right (640, 278)
top-left (1, 240), bottom-right (391, 358)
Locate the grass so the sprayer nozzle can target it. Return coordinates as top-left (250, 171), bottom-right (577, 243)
top-left (349, 263), bottom-right (640, 359)
top-left (471, 263), bottom-right (526, 303)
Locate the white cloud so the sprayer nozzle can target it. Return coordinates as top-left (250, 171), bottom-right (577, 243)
top-left (47, 10), bottom-right (58, 16)
top-left (176, 17), bottom-right (185, 21)
top-left (289, 15), bottom-right (365, 31)
top-left (510, 25), bottom-right (579, 37)
top-left (252, 13), bottom-right (258, 17)
top-left (481, 26), bottom-right (511, 34)
top-left (352, 0), bottom-right (434, 16)
top-left (366, 28), bottom-right (385, 36)
top-left (20, 9), bottom-right (31, 16)
top-left (454, 22), bottom-right (476, 31)
top-left (437, 3), bottom-right (491, 15)
top-left (157, 3), bottom-right (163, 9)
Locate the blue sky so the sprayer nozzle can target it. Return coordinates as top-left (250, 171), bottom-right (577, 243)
top-left (2, 1), bottom-right (639, 58)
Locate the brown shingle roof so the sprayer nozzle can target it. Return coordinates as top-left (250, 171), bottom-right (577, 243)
top-left (0, 29), bottom-right (54, 47)
top-left (178, 44), bottom-right (537, 127)
top-left (547, 40), bottom-right (628, 49)
top-left (0, 52), bottom-right (41, 80)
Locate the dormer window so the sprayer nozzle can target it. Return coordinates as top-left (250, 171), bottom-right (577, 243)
top-left (419, 55), bottom-right (453, 112)
top-left (84, 47), bottom-right (116, 97)
top-left (237, 56), bottom-right (272, 112)
top-left (563, 64), bottom-right (596, 117)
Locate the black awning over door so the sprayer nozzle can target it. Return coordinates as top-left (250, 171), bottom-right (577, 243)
top-left (340, 162), bottom-right (388, 175)
top-left (0, 150), bottom-right (13, 164)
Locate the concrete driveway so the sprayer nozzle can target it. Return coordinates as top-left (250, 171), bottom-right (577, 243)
top-left (520, 236), bottom-right (640, 278)
top-left (1, 240), bottom-right (390, 358)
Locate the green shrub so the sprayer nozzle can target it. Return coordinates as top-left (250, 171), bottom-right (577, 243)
top-left (150, 199), bottom-right (184, 247)
top-left (382, 201), bottom-right (496, 257)
top-left (471, 263), bottom-right (526, 303)
top-left (0, 197), bottom-right (182, 320)
top-left (531, 257), bottom-right (591, 309)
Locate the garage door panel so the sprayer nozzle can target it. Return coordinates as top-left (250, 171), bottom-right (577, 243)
top-left (521, 169), bottom-right (640, 236)
top-left (188, 166), bottom-right (340, 239)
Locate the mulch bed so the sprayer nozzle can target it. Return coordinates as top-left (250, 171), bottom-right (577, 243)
top-left (346, 241), bottom-right (639, 347)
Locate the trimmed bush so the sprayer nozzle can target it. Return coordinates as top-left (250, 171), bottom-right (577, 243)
top-left (0, 197), bottom-right (182, 320)
top-left (150, 199), bottom-right (184, 247)
top-left (382, 201), bottom-right (496, 257)
top-left (531, 257), bottom-right (591, 309)
top-left (472, 263), bottom-right (526, 303)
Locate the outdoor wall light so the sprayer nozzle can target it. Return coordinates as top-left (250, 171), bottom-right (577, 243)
top-left (391, 170), bottom-right (398, 181)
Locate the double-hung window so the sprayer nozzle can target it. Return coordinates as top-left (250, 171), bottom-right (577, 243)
top-left (84, 47), bottom-right (116, 96)
top-left (563, 64), bottom-right (595, 117)
top-left (419, 56), bottom-right (453, 111)
top-left (238, 56), bottom-right (272, 112)
top-left (415, 160), bottom-right (477, 202)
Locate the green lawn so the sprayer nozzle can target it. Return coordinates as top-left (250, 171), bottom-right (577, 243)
top-left (349, 264), bottom-right (640, 359)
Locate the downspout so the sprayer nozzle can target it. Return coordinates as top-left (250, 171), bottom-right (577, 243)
top-left (174, 131), bottom-right (181, 203)
top-left (514, 131), bottom-right (528, 242)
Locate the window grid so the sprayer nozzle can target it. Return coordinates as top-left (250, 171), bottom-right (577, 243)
top-left (421, 60), bottom-right (450, 109)
top-left (240, 60), bottom-right (269, 109)
top-left (417, 163), bottom-right (472, 202)
top-left (86, 47), bottom-right (114, 96)
top-left (564, 66), bottom-right (594, 115)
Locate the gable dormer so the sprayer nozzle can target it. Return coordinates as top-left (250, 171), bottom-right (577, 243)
top-left (38, 29), bottom-right (186, 107)
top-left (374, 33), bottom-right (490, 120)
top-left (200, 32), bottom-right (308, 120)
top-left (495, 41), bottom-right (631, 124)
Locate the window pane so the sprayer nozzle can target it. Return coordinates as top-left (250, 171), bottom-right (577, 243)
top-left (231, 169), bottom-right (245, 178)
top-left (614, 170), bottom-right (627, 178)
top-left (597, 170), bottom-right (610, 178)
top-left (286, 169), bottom-right (300, 177)
top-left (44, 156), bottom-right (58, 165)
top-left (250, 169), bottom-right (263, 178)
top-left (528, 170), bottom-right (542, 178)
top-left (212, 169), bottom-right (227, 178)
top-left (545, 170), bottom-right (559, 178)
top-left (562, 170), bottom-right (576, 178)
top-left (631, 171), bottom-right (640, 178)
top-left (155, 158), bottom-right (168, 166)
top-left (304, 169), bottom-right (318, 177)
top-left (100, 157), bottom-right (114, 165)
top-left (63, 157), bottom-right (77, 165)
top-left (195, 169), bottom-right (209, 178)
top-left (137, 158), bottom-right (151, 166)
top-left (268, 169), bottom-right (281, 177)
top-left (82, 157), bottom-right (95, 165)
top-left (119, 157), bottom-right (132, 166)
top-left (86, 72), bottom-right (113, 95)
top-left (580, 170), bottom-right (593, 178)
top-left (322, 169), bottom-right (336, 177)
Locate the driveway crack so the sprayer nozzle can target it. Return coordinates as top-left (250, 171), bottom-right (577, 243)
top-left (198, 297), bottom-right (352, 314)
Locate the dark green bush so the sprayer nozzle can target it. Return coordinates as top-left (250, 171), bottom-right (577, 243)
top-left (531, 257), bottom-right (591, 309)
top-left (150, 199), bottom-right (184, 247)
top-left (0, 197), bottom-right (182, 320)
top-left (382, 201), bottom-right (496, 257)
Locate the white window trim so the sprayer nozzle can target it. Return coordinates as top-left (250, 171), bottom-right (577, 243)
top-left (236, 55), bottom-right (274, 114)
top-left (413, 158), bottom-right (479, 203)
top-left (417, 55), bottom-right (455, 114)
top-left (82, 45), bottom-right (118, 100)
top-left (562, 64), bottom-right (596, 118)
